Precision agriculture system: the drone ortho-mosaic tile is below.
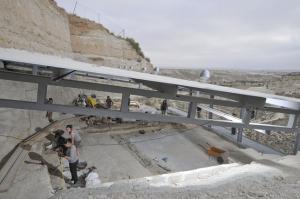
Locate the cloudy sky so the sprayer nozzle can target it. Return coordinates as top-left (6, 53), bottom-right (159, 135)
top-left (56, 0), bottom-right (300, 70)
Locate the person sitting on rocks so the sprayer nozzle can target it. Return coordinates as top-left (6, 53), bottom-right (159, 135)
top-left (87, 94), bottom-right (97, 108)
top-left (85, 166), bottom-right (101, 188)
top-left (106, 96), bottom-right (113, 109)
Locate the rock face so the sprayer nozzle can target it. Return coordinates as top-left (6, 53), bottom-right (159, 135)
top-left (69, 15), bottom-right (153, 72)
top-left (0, 0), bottom-right (152, 70)
top-left (0, 0), bottom-right (73, 57)
top-left (0, 0), bottom-right (152, 161)
top-left (0, 0), bottom-right (73, 161)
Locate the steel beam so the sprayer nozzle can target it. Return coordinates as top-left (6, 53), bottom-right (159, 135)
top-left (262, 106), bottom-right (299, 115)
top-left (0, 98), bottom-right (293, 132)
top-left (0, 71), bottom-right (299, 114)
top-left (0, 71), bottom-right (242, 107)
top-left (138, 80), bottom-right (177, 95)
top-left (267, 98), bottom-right (300, 111)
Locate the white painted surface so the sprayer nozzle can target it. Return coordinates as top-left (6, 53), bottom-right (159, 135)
top-left (130, 129), bottom-right (217, 172)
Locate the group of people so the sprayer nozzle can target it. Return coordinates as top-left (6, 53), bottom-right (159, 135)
top-left (51, 124), bottom-right (103, 188)
top-left (46, 98), bottom-right (170, 187)
top-left (52, 124), bottom-right (82, 185)
top-left (46, 94), bottom-right (115, 124)
top-left (74, 94), bottom-right (114, 109)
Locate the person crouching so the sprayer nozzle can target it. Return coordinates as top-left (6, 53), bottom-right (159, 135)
top-left (64, 138), bottom-right (79, 185)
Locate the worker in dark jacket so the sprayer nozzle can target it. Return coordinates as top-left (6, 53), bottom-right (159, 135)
top-left (46, 98), bottom-right (54, 123)
top-left (161, 100), bottom-right (168, 115)
top-left (106, 96), bottom-right (113, 109)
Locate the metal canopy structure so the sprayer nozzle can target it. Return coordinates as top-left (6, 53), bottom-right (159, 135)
top-left (0, 47), bottom-right (300, 154)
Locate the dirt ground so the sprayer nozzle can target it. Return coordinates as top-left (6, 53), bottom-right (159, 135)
top-left (2, 117), bottom-right (295, 199)
top-left (58, 120), bottom-right (262, 186)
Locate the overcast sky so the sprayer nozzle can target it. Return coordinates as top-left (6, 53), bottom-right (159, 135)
top-left (56, 0), bottom-right (300, 70)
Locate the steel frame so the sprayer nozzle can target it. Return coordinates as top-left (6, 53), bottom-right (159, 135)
top-left (0, 66), bottom-right (300, 153)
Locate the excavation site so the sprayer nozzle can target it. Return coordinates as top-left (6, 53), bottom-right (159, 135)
top-left (1, 1), bottom-right (300, 199)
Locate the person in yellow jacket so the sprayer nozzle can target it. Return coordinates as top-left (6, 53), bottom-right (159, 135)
top-left (87, 94), bottom-right (97, 108)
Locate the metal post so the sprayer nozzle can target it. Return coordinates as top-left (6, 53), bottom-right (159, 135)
top-left (32, 66), bottom-right (38, 75)
top-left (0, 61), bottom-right (4, 69)
top-left (237, 107), bottom-right (251, 143)
top-left (292, 114), bottom-right (300, 155)
top-left (37, 83), bottom-right (47, 104)
top-left (288, 114), bottom-right (298, 128)
top-left (208, 95), bottom-right (214, 128)
top-left (187, 102), bottom-right (197, 119)
top-left (187, 89), bottom-right (196, 118)
top-left (237, 128), bottom-right (243, 143)
top-left (237, 108), bottom-right (244, 143)
top-left (294, 132), bottom-right (300, 155)
top-left (209, 95), bottom-right (214, 119)
top-left (120, 92), bottom-right (130, 112)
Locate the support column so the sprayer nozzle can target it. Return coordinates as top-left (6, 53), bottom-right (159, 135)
top-left (294, 131), bottom-right (300, 155)
top-left (187, 102), bottom-right (197, 119)
top-left (32, 66), bottom-right (38, 75)
top-left (120, 92), bottom-right (130, 112)
top-left (208, 95), bottom-right (214, 128)
top-left (237, 128), bottom-right (243, 143)
top-left (288, 114), bottom-right (298, 128)
top-left (237, 107), bottom-right (251, 143)
top-left (37, 83), bottom-right (47, 104)
top-left (292, 114), bottom-right (300, 155)
top-left (187, 89), bottom-right (197, 118)
top-left (209, 95), bottom-right (214, 119)
top-left (0, 61), bottom-right (4, 69)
